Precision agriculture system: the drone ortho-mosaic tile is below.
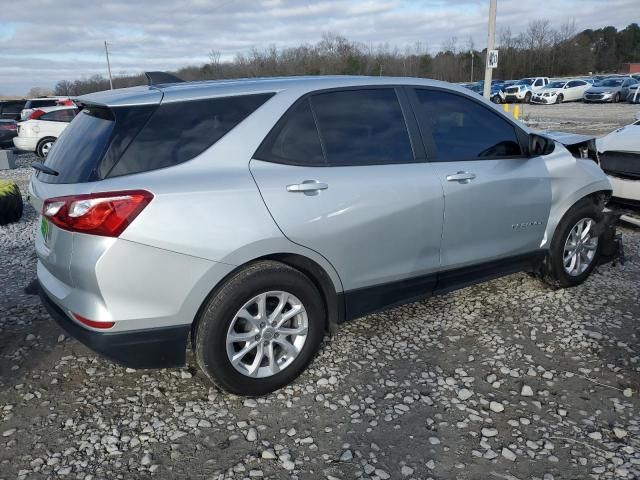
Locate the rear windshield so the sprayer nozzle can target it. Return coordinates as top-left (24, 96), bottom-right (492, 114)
top-left (39, 93), bottom-right (274, 184)
top-left (39, 106), bottom-right (116, 183)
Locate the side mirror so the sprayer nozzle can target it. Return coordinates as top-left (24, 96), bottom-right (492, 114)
top-left (635, 111), bottom-right (640, 122)
top-left (529, 133), bottom-right (555, 156)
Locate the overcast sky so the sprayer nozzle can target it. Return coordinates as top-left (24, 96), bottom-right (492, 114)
top-left (0, 0), bottom-right (637, 95)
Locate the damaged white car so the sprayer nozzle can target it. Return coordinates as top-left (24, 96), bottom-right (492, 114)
top-left (596, 112), bottom-right (640, 226)
top-left (531, 79), bottom-right (590, 105)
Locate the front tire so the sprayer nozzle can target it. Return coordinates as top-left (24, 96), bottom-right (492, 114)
top-left (523, 92), bottom-right (532, 103)
top-left (194, 260), bottom-right (325, 396)
top-left (541, 199), bottom-right (602, 288)
top-left (556, 94), bottom-right (564, 104)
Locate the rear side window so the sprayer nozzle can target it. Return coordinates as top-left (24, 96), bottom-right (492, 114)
top-left (109, 93), bottom-right (273, 177)
top-left (413, 89), bottom-right (522, 161)
top-left (40, 109), bottom-right (76, 122)
top-left (255, 99), bottom-right (325, 165)
top-left (311, 89), bottom-right (413, 166)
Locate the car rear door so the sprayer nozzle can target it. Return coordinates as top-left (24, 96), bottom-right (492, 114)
top-left (250, 87), bottom-right (444, 316)
top-left (407, 87), bottom-right (551, 280)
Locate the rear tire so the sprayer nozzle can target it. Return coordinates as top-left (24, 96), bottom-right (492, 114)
top-left (541, 199), bottom-right (602, 288)
top-left (0, 181), bottom-right (23, 226)
top-left (194, 260), bottom-right (326, 396)
top-left (36, 137), bottom-right (55, 158)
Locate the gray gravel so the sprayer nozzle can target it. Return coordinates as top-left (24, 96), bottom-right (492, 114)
top-left (1, 122), bottom-right (640, 479)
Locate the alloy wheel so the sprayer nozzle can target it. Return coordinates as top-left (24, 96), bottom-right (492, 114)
top-left (226, 291), bottom-right (308, 378)
top-left (563, 218), bottom-right (598, 277)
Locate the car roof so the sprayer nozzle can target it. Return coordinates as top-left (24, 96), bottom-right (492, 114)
top-left (77, 75), bottom-right (463, 107)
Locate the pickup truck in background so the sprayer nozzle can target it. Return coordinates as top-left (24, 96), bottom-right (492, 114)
top-left (504, 77), bottom-right (550, 103)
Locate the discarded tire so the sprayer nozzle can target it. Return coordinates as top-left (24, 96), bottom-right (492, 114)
top-left (0, 180), bottom-right (23, 226)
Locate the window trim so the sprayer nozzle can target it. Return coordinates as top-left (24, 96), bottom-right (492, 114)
top-left (254, 85), bottom-right (425, 167)
top-left (404, 86), bottom-right (530, 163)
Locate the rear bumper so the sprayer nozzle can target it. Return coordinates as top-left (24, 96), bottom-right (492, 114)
top-left (39, 284), bottom-right (189, 369)
top-left (13, 136), bottom-right (36, 151)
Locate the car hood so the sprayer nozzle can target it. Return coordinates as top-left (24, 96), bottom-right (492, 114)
top-left (541, 131), bottom-right (597, 159)
top-left (596, 123), bottom-right (640, 154)
top-left (587, 86), bottom-right (622, 93)
top-left (535, 88), bottom-right (562, 95)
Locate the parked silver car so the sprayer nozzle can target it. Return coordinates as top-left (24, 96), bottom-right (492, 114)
top-left (584, 77), bottom-right (639, 103)
top-left (30, 75), bottom-right (616, 395)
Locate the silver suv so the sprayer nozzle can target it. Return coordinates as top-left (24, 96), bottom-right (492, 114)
top-left (30, 75), bottom-right (615, 396)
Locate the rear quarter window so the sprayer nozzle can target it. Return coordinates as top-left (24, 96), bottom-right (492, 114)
top-left (108, 93), bottom-right (274, 177)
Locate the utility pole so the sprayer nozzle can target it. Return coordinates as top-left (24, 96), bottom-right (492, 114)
top-left (104, 41), bottom-right (113, 90)
top-left (470, 50), bottom-right (474, 82)
top-left (482, 0), bottom-right (497, 99)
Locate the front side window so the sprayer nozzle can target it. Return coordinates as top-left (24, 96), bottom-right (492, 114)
top-left (310, 89), bottom-right (414, 166)
top-left (534, 79), bottom-right (543, 87)
top-left (413, 89), bottom-right (522, 162)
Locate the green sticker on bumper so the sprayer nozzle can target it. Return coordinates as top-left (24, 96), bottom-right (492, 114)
top-left (40, 217), bottom-right (49, 241)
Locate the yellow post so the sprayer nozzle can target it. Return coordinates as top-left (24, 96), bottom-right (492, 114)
top-left (503, 104), bottom-right (509, 114)
top-left (513, 105), bottom-right (520, 120)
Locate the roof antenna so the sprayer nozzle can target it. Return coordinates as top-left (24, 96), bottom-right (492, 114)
top-left (144, 71), bottom-right (185, 86)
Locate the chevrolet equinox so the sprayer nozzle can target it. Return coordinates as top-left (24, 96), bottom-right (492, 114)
top-left (30, 74), bottom-right (615, 396)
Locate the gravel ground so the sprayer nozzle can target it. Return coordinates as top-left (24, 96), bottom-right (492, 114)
top-left (522, 102), bottom-right (639, 136)
top-left (1, 109), bottom-right (640, 480)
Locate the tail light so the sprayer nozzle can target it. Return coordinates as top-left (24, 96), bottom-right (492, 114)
top-left (29, 109), bottom-right (46, 120)
top-left (42, 190), bottom-right (153, 237)
top-left (0, 123), bottom-right (17, 131)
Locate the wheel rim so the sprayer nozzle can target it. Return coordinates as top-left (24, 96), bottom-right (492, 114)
top-left (563, 217), bottom-right (598, 277)
top-left (42, 141), bottom-right (53, 156)
top-left (226, 291), bottom-right (308, 378)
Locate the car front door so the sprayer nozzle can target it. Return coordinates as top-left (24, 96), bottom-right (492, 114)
top-left (250, 88), bottom-right (444, 318)
top-left (407, 87), bottom-right (552, 280)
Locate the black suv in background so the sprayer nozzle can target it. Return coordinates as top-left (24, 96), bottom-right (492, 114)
top-left (0, 100), bottom-right (27, 121)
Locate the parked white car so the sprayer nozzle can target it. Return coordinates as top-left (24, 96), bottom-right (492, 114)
top-left (19, 97), bottom-right (73, 121)
top-left (531, 79), bottom-right (591, 105)
top-left (13, 106), bottom-right (77, 157)
top-left (596, 112), bottom-right (640, 226)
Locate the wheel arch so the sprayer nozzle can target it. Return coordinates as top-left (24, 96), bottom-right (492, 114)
top-left (190, 252), bottom-right (344, 349)
top-left (544, 187), bottom-right (612, 249)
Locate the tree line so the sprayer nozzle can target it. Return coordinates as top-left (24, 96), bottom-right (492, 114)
top-left (52, 21), bottom-right (640, 97)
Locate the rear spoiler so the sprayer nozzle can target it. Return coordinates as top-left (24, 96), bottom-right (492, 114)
top-left (144, 71), bottom-right (185, 86)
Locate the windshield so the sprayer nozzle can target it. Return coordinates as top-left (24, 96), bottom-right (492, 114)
top-left (546, 81), bottom-right (566, 89)
top-left (516, 79), bottom-right (533, 85)
top-left (599, 79), bottom-right (624, 87)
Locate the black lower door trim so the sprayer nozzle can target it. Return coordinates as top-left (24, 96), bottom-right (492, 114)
top-left (342, 251), bottom-right (545, 322)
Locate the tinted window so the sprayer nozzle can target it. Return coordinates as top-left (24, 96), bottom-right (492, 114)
top-left (534, 79), bottom-right (543, 86)
top-left (310, 89), bottom-right (413, 165)
top-left (110, 93), bottom-right (272, 177)
top-left (567, 81), bottom-right (584, 87)
top-left (29, 99), bottom-right (58, 108)
top-left (257, 99), bottom-right (324, 165)
top-left (413, 89), bottom-right (522, 161)
top-left (40, 109), bottom-right (76, 122)
top-left (40, 107), bottom-right (116, 184)
top-left (2, 101), bottom-right (25, 114)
